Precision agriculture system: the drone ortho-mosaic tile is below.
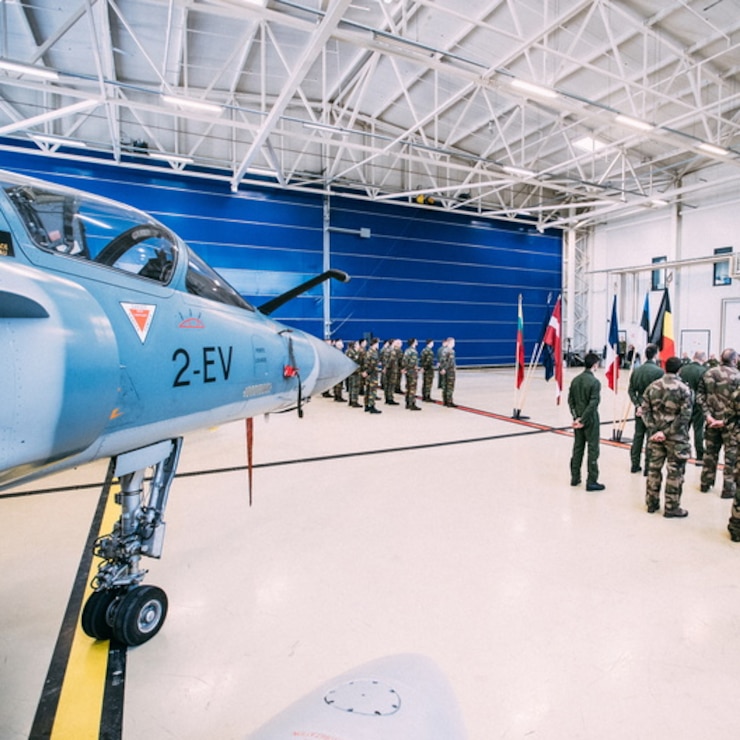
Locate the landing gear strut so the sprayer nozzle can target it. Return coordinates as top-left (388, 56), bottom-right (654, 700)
top-left (81, 438), bottom-right (181, 646)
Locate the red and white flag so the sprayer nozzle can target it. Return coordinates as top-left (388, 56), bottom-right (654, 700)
top-left (543, 296), bottom-right (562, 404)
top-left (606, 295), bottom-right (620, 392)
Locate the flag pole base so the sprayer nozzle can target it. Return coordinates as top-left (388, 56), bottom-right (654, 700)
top-left (612, 429), bottom-right (622, 441)
top-left (512, 409), bottom-right (530, 420)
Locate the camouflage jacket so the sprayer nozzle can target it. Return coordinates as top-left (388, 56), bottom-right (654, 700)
top-left (389, 345), bottom-right (403, 371)
top-left (345, 345), bottom-right (360, 374)
top-left (439, 347), bottom-right (456, 372)
top-left (402, 346), bottom-right (419, 371)
top-left (363, 347), bottom-right (380, 374)
top-left (641, 373), bottom-right (692, 440)
top-left (420, 346), bottom-right (435, 371)
top-left (696, 363), bottom-right (740, 423)
top-left (730, 386), bottom-right (740, 435)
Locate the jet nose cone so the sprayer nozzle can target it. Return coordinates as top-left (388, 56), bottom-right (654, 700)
top-left (309, 336), bottom-right (357, 396)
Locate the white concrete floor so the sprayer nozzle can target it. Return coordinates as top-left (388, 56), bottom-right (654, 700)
top-left (1, 367), bottom-right (739, 739)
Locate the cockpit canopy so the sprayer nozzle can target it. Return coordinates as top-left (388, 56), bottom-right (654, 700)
top-left (1, 176), bottom-right (253, 311)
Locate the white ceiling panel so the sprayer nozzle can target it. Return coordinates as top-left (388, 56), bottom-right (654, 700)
top-left (0, 0), bottom-right (737, 229)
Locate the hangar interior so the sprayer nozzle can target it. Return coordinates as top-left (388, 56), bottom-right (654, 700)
top-left (1, 0), bottom-right (740, 738)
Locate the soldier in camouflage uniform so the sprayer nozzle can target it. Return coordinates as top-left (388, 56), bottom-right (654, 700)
top-left (725, 382), bottom-right (740, 540)
top-left (568, 352), bottom-right (604, 491)
top-left (402, 338), bottom-right (421, 410)
top-left (379, 339), bottom-right (392, 395)
top-left (437, 338), bottom-right (447, 389)
top-left (393, 338), bottom-right (405, 393)
top-left (362, 337), bottom-right (382, 414)
top-left (696, 348), bottom-right (740, 498)
top-left (382, 339), bottom-right (401, 405)
top-left (628, 343), bottom-right (664, 473)
top-left (332, 338), bottom-right (346, 402)
top-left (678, 350), bottom-right (708, 462)
top-left (439, 337), bottom-right (457, 407)
top-left (420, 338), bottom-right (435, 401)
top-left (345, 340), bottom-right (362, 408)
top-left (641, 356), bottom-right (693, 517)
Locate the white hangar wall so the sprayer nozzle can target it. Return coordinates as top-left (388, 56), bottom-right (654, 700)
top-left (585, 161), bottom-right (740, 360)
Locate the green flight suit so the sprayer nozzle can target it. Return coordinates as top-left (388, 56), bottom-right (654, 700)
top-left (568, 367), bottom-right (601, 485)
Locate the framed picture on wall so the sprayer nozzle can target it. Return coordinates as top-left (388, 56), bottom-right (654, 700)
top-left (680, 329), bottom-right (710, 359)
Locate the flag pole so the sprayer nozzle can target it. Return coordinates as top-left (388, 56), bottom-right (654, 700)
top-left (513, 294), bottom-right (525, 418)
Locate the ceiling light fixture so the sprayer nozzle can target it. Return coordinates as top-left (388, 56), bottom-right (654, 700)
top-left (303, 121), bottom-right (350, 137)
top-left (698, 142), bottom-right (729, 157)
top-left (0, 59), bottom-right (59, 81)
top-left (149, 153), bottom-right (194, 165)
top-left (509, 79), bottom-right (558, 99)
top-left (573, 135), bottom-right (608, 153)
top-left (615, 114), bottom-right (654, 132)
top-left (30, 133), bottom-right (88, 149)
top-left (503, 165), bottom-right (536, 178)
top-left (162, 95), bottom-right (223, 115)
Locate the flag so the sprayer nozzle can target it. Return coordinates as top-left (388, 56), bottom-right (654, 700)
top-left (515, 295), bottom-right (525, 389)
top-left (538, 293), bottom-right (554, 380)
top-left (605, 295), bottom-right (620, 392)
top-left (640, 293), bottom-right (650, 336)
top-left (649, 288), bottom-right (675, 360)
top-left (543, 295), bottom-right (563, 404)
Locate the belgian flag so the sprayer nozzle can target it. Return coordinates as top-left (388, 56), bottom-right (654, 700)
top-left (649, 288), bottom-right (675, 360)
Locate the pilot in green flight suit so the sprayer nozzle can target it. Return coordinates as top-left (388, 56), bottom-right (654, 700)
top-left (568, 352), bottom-right (605, 491)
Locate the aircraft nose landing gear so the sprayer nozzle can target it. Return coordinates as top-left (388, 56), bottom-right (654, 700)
top-left (81, 439), bottom-right (181, 647)
top-left (82, 585), bottom-right (168, 646)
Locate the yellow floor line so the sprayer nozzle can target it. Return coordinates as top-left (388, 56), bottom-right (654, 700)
top-left (51, 485), bottom-right (121, 740)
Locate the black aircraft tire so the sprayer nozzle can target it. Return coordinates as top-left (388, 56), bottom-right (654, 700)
top-left (81, 590), bottom-right (117, 641)
top-left (113, 585), bottom-right (168, 647)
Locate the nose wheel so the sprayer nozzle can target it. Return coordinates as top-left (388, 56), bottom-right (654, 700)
top-left (81, 585), bottom-right (168, 646)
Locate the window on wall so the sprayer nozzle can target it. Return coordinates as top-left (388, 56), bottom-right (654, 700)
top-left (651, 256), bottom-right (667, 290)
top-left (713, 246), bottom-right (732, 286)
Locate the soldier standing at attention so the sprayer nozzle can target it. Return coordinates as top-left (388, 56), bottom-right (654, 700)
top-left (641, 356), bottom-right (693, 517)
top-left (568, 352), bottom-right (605, 491)
top-left (696, 348), bottom-right (740, 498)
top-left (362, 337), bottom-right (382, 414)
top-left (628, 343), bottom-right (664, 473)
top-left (392, 338), bottom-right (404, 394)
top-left (437, 338), bottom-right (448, 390)
top-left (678, 350), bottom-right (708, 463)
top-left (420, 338), bottom-right (435, 402)
top-left (402, 338), bottom-right (421, 410)
top-left (345, 340), bottom-right (362, 408)
top-left (379, 339), bottom-right (392, 397)
top-left (439, 337), bottom-right (457, 407)
top-left (725, 382), bottom-right (740, 541)
top-left (383, 339), bottom-right (401, 406)
top-left (331, 339), bottom-right (346, 402)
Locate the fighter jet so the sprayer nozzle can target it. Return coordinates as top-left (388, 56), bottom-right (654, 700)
top-left (0, 169), bottom-right (355, 647)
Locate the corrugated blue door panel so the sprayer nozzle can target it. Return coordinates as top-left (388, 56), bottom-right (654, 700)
top-left (1, 154), bottom-right (561, 366)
